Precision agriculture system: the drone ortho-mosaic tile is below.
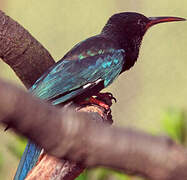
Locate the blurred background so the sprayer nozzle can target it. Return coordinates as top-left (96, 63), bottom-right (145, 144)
top-left (0, 0), bottom-right (187, 179)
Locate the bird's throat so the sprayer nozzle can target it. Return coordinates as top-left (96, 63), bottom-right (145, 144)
top-left (101, 25), bottom-right (142, 72)
top-left (121, 36), bottom-right (142, 71)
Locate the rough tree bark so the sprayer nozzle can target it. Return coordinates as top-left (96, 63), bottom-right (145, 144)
top-left (0, 9), bottom-right (187, 180)
top-left (0, 10), bottom-right (55, 88)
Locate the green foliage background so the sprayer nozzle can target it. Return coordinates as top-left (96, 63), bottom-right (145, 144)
top-left (0, 0), bottom-right (187, 179)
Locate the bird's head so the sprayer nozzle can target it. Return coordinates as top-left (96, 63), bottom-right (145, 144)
top-left (102, 12), bottom-right (185, 70)
top-left (102, 12), bottom-right (185, 41)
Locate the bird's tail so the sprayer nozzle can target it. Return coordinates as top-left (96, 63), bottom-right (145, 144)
top-left (14, 141), bottom-right (41, 180)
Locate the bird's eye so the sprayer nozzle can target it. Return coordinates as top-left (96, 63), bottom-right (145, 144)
top-left (137, 19), bottom-right (146, 29)
top-left (137, 19), bottom-right (142, 25)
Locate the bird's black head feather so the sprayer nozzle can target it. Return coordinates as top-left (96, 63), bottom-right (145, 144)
top-left (101, 12), bottom-right (185, 71)
top-left (102, 12), bottom-right (149, 41)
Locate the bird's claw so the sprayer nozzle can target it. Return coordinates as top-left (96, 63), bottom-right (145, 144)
top-left (4, 125), bottom-right (9, 131)
top-left (105, 92), bottom-right (117, 103)
top-left (78, 92), bottom-right (116, 111)
top-left (78, 97), bottom-right (110, 111)
top-left (96, 92), bottom-right (117, 104)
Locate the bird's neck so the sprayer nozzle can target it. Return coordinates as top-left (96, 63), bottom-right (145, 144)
top-left (122, 36), bottom-right (142, 71)
top-left (101, 26), bottom-right (142, 71)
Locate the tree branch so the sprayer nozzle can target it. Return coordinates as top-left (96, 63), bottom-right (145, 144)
top-left (0, 10), bottom-right (55, 88)
top-left (0, 79), bottom-right (187, 180)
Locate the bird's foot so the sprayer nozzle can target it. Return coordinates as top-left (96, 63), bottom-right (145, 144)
top-left (95, 92), bottom-right (117, 107)
top-left (79, 97), bottom-right (110, 110)
top-left (88, 97), bottom-right (110, 110)
top-left (78, 93), bottom-right (115, 123)
top-left (78, 92), bottom-right (116, 111)
top-left (79, 92), bottom-right (116, 109)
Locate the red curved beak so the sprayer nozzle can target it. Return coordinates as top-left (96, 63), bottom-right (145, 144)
top-left (146, 16), bottom-right (186, 30)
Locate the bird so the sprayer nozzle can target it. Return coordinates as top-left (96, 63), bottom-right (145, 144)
top-left (14, 12), bottom-right (185, 180)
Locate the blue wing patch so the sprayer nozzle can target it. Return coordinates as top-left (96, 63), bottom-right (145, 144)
top-left (30, 49), bottom-right (125, 105)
